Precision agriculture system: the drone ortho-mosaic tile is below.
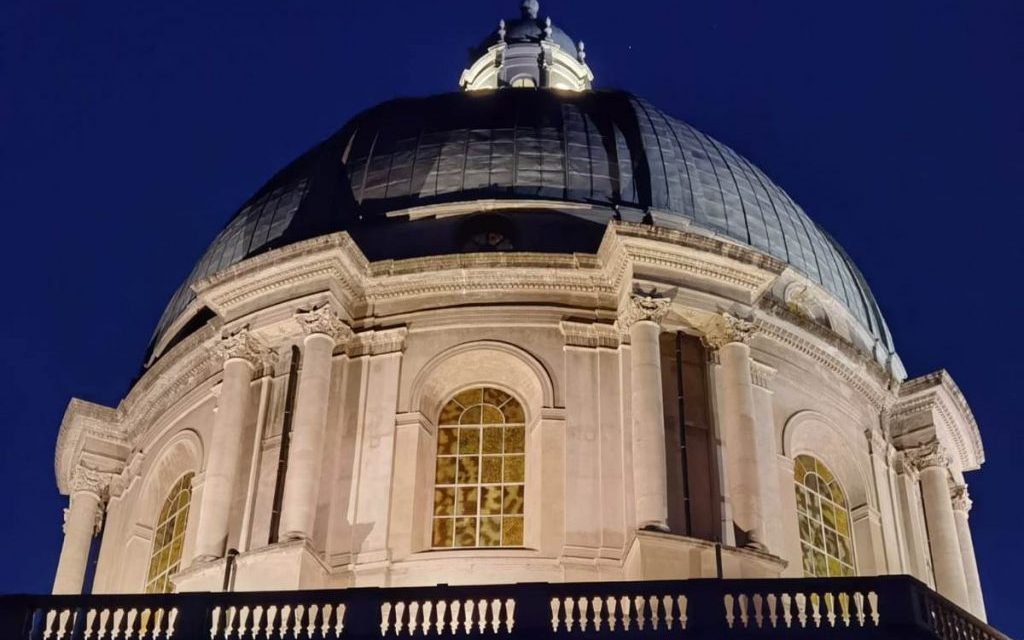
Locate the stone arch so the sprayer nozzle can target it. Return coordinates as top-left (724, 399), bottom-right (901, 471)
top-left (136, 429), bottom-right (204, 527)
top-left (781, 411), bottom-right (871, 510)
top-left (409, 340), bottom-right (556, 428)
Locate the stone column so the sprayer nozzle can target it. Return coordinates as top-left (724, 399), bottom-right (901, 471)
top-left (192, 328), bottom-right (270, 563)
top-left (52, 470), bottom-right (107, 594)
top-left (279, 305), bottom-right (350, 541)
top-left (705, 314), bottom-right (767, 549)
top-left (622, 293), bottom-right (672, 531)
top-left (909, 443), bottom-right (969, 608)
top-left (951, 486), bottom-right (986, 620)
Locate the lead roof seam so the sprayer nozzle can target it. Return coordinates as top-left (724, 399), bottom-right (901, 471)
top-left (730, 144), bottom-right (792, 263)
top-left (664, 119), bottom-right (697, 217)
top-left (633, 99), bottom-right (673, 212)
top-left (703, 131), bottom-right (757, 248)
top-left (686, 123), bottom-right (735, 240)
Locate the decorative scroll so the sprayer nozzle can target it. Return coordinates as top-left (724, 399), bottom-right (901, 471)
top-left (295, 303), bottom-right (352, 342)
top-left (216, 326), bottom-right (275, 368)
top-left (619, 292), bottom-right (672, 329)
top-left (701, 313), bottom-right (756, 350)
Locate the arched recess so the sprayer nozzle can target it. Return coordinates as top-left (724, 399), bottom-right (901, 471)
top-left (409, 340), bottom-right (556, 426)
top-left (781, 411), bottom-right (882, 575)
top-left (120, 429), bottom-right (204, 592)
top-left (402, 340), bottom-right (557, 554)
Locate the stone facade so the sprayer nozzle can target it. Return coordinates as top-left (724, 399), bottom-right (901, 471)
top-left (52, 220), bottom-right (988, 620)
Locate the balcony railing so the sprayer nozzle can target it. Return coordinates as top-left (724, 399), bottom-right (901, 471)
top-left (0, 575), bottom-right (1007, 640)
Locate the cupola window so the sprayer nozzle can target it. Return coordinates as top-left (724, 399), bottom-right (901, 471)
top-left (144, 472), bottom-right (194, 593)
top-left (794, 455), bottom-right (854, 576)
top-left (432, 387), bottom-right (526, 548)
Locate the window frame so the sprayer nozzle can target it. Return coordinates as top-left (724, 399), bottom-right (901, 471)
top-left (143, 472), bottom-right (194, 593)
top-left (793, 454), bottom-right (856, 577)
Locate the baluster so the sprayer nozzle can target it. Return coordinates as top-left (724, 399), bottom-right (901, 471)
top-left (111, 608), bottom-right (126, 640)
top-left (824, 593), bottom-right (837, 627)
top-left (294, 605), bottom-right (306, 639)
top-left (435, 601), bottom-right (447, 635)
top-left (795, 593), bottom-right (807, 628)
top-left (662, 595), bottom-right (673, 630)
top-left (56, 609), bottom-right (72, 640)
top-left (252, 606), bottom-right (264, 639)
top-left (752, 594), bottom-right (764, 629)
top-left (853, 592), bottom-right (866, 626)
top-left (422, 602), bottom-right (433, 636)
top-left (308, 604), bottom-right (320, 639)
top-left (809, 593), bottom-right (822, 628)
top-left (408, 603), bottom-right (420, 636)
top-left (838, 593), bottom-right (851, 627)
top-left (737, 594), bottom-right (749, 629)
top-left (319, 604), bottom-right (333, 639)
top-left (84, 609), bottom-right (98, 640)
top-left (463, 600), bottom-right (475, 634)
top-left (781, 593), bottom-right (793, 628)
top-left (867, 591), bottom-right (880, 625)
top-left (620, 596), bottom-right (631, 631)
top-left (208, 607), bottom-right (220, 640)
top-left (335, 604), bottom-right (347, 637)
top-left (279, 605), bottom-right (292, 639)
top-left (167, 609), bottom-right (178, 640)
top-left (394, 603), bottom-right (406, 635)
top-left (222, 607), bottom-right (235, 640)
top-left (381, 602), bottom-right (394, 636)
top-left (676, 596), bottom-right (687, 630)
top-left (504, 600), bottom-right (515, 633)
top-left (633, 596), bottom-right (645, 631)
top-left (563, 598), bottom-right (575, 632)
top-left (723, 594), bottom-right (735, 629)
top-left (125, 609), bottom-right (138, 640)
top-left (154, 608), bottom-right (166, 640)
top-left (99, 609), bottom-right (112, 640)
top-left (591, 597), bottom-right (603, 632)
top-left (548, 599), bottom-right (560, 632)
top-left (766, 594), bottom-right (778, 628)
top-left (267, 606), bottom-right (279, 639)
top-left (42, 609), bottom-right (57, 640)
top-left (449, 601), bottom-right (461, 635)
top-left (236, 606), bottom-right (249, 639)
top-left (577, 597), bottom-right (589, 632)
top-left (648, 596), bottom-right (660, 631)
top-left (141, 609), bottom-right (154, 640)
top-left (476, 600), bottom-right (487, 634)
top-left (605, 597), bottom-right (618, 632)
top-left (489, 600), bottom-right (500, 634)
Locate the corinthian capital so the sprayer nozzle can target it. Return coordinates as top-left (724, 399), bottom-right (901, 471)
top-left (701, 313), bottom-right (756, 350)
top-left (295, 303), bottom-right (353, 343)
top-left (951, 485), bottom-right (972, 513)
top-left (902, 441), bottom-right (951, 472)
top-left (70, 466), bottom-right (114, 501)
top-left (621, 292), bottom-right (672, 328)
top-left (216, 326), bottom-right (275, 367)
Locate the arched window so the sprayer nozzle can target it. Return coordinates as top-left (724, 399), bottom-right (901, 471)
top-left (144, 472), bottom-right (194, 593)
top-left (510, 76), bottom-right (537, 88)
top-left (432, 387), bottom-right (525, 548)
top-left (794, 455), bottom-right (854, 576)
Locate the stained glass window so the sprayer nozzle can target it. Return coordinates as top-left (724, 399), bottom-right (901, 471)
top-left (794, 455), bottom-right (854, 577)
top-left (144, 472), bottom-right (194, 593)
top-left (432, 387), bottom-right (525, 548)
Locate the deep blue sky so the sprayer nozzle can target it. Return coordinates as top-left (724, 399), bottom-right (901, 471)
top-left (2, 0), bottom-right (1021, 633)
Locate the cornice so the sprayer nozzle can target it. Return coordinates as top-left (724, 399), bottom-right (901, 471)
top-left (893, 370), bottom-right (984, 470)
top-left (54, 399), bottom-right (127, 495)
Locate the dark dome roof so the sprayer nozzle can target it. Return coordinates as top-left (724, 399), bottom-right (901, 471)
top-left (150, 89), bottom-right (895, 366)
top-left (473, 16), bottom-right (578, 59)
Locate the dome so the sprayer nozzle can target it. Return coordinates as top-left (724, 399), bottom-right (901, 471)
top-left (150, 89), bottom-right (895, 368)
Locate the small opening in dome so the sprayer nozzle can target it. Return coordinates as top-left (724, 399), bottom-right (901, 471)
top-left (459, 215), bottom-right (516, 252)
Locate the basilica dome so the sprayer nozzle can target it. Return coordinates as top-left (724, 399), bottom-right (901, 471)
top-left (151, 89), bottom-right (896, 371)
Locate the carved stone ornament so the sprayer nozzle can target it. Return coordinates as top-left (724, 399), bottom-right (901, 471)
top-left (216, 326), bottom-right (274, 367)
top-left (700, 313), bottom-right (756, 350)
top-left (70, 466), bottom-right (114, 499)
top-left (295, 303), bottom-right (353, 342)
top-left (902, 441), bottom-right (951, 472)
top-left (620, 292), bottom-right (672, 328)
top-left (951, 485), bottom-right (972, 513)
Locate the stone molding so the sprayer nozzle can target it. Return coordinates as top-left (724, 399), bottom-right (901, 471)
top-left (891, 370), bottom-right (984, 473)
top-left (902, 441), bottom-right (951, 472)
top-left (216, 326), bottom-right (275, 368)
top-left (951, 485), bottom-right (972, 513)
top-left (619, 292), bottom-right (672, 329)
top-left (701, 313), bottom-right (756, 350)
top-left (560, 320), bottom-right (621, 349)
top-left (750, 360), bottom-right (777, 389)
top-left (295, 302), bottom-right (352, 343)
top-left (346, 327), bottom-right (408, 358)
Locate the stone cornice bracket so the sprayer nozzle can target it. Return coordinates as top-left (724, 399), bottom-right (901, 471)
top-left (295, 303), bottom-right (353, 343)
top-left (750, 360), bottom-right (777, 389)
top-left (950, 485), bottom-right (972, 513)
top-left (216, 326), bottom-right (276, 369)
top-left (902, 441), bottom-right (952, 473)
top-left (620, 291), bottom-right (672, 329)
top-left (700, 313), bottom-right (756, 350)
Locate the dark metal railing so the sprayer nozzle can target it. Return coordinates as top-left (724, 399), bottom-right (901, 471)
top-left (0, 575), bottom-right (1007, 640)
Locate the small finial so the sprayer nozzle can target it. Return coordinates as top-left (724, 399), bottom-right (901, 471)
top-left (521, 0), bottom-right (539, 20)
top-left (544, 16), bottom-right (553, 40)
top-left (498, 19), bottom-right (506, 42)
top-left (577, 41), bottom-right (586, 62)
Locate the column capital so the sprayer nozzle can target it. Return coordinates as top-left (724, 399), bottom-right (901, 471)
top-left (216, 326), bottom-right (275, 368)
top-left (69, 466), bottom-right (114, 502)
top-left (701, 313), bottom-right (756, 350)
top-left (903, 441), bottom-right (951, 473)
top-left (620, 292), bottom-right (672, 329)
top-left (295, 303), bottom-right (353, 343)
top-left (951, 485), bottom-right (972, 513)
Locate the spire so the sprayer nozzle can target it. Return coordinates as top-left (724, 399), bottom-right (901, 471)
top-left (521, 0), bottom-right (540, 20)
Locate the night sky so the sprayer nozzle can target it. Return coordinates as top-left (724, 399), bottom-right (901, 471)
top-left (2, 0), bottom-right (1021, 634)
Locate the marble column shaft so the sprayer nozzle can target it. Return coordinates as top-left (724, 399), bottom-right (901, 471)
top-left (280, 329), bottom-right (340, 540)
top-left (916, 454), bottom-right (969, 608)
top-left (952, 488), bottom-right (986, 620)
top-left (629, 318), bottom-right (669, 530)
top-left (193, 346), bottom-right (260, 562)
top-left (52, 490), bottom-right (103, 594)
